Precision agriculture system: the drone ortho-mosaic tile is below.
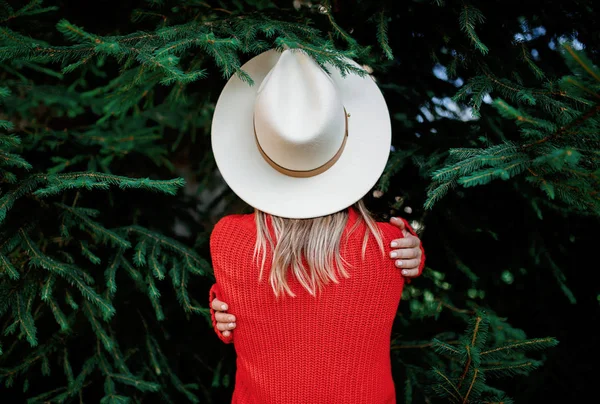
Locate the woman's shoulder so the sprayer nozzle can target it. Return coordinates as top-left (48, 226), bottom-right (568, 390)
top-left (211, 213), bottom-right (255, 238)
top-left (214, 212), bottom-right (254, 229)
top-left (210, 213), bottom-right (255, 259)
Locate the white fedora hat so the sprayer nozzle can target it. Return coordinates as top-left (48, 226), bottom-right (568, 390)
top-left (211, 49), bottom-right (391, 219)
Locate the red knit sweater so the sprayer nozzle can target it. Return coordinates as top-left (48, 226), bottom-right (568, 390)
top-left (209, 207), bottom-right (425, 404)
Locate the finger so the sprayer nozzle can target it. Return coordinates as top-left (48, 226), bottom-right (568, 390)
top-left (211, 298), bottom-right (228, 311)
top-left (400, 268), bottom-right (420, 277)
top-left (223, 330), bottom-right (231, 337)
top-left (215, 312), bottom-right (236, 323)
top-left (390, 217), bottom-right (406, 230)
top-left (400, 260), bottom-right (420, 271)
top-left (394, 258), bottom-right (420, 269)
top-left (390, 236), bottom-right (420, 249)
top-left (216, 322), bottom-right (236, 332)
top-left (389, 248), bottom-right (418, 260)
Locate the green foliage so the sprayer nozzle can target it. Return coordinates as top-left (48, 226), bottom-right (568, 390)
top-left (1, 0), bottom-right (593, 402)
top-left (429, 311), bottom-right (558, 403)
top-left (427, 44), bottom-right (600, 215)
top-left (459, 5), bottom-right (488, 55)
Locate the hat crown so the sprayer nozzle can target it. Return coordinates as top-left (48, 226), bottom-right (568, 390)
top-left (253, 50), bottom-right (346, 171)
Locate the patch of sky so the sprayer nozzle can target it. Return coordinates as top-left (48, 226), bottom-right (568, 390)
top-left (433, 64), bottom-right (464, 87)
top-left (514, 17), bottom-right (547, 42)
top-left (420, 106), bottom-right (435, 122)
top-left (558, 35), bottom-right (584, 50)
top-left (432, 97), bottom-right (479, 121)
top-left (423, 55), bottom-right (495, 125)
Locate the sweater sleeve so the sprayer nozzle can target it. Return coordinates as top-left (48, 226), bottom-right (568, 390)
top-left (209, 282), bottom-right (234, 344)
top-left (399, 218), bottom-right (426, 282)
top-left (208, 217), bottom-right (235, 344)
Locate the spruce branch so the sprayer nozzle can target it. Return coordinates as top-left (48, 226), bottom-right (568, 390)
top-left (148, 243), bottom-right (166, 280)
top-left (120, 258), bottom-right (145, 290)
top-left (19, 228), bottom-right (116, 319)
top-left (40, 274), bottom-right (54, 301)
top-left (105, 251), bottom-right (122, 297)
top-left (459, 5), bottom-right (488, 55)
top-left (84, 301), bottom-right (113, 352)
top-left (15, 291), bottom-right (38, 346)
top-left (34, 173), bottom-right (185, 197)
top-left (146, 273), bottom-right (165, 321)
top-left (377, 148), bottom-right (414, 193)
top-left (169, 261), bottom-right (210, 320)
top-left (120, 225), bottom-right (210, 274)
top-left (62, 347), bottom-right (74, 386)
top-left (522, 104), bottom-right (600, 149)
top-left (431, 367), bottom-right (463, 402)
top-left (429, 311), bottom-right (557, 403)
top-left (562, 44), bottom-right (600, 82)
top-left (432, 339), bottom-right (461, 356)
top-left (517, 42), bottom-right (545, 80)
top-left (46, 296), bottom-right (70, 332)
top-left (0, 173), bottom-right (184, 225)
top-left (0, 151), bottom-right (32, 170)
top-left (424, 180), bottom-right (456, 211)
top-left (0, 253), bottom-right (20, 280)
top-left (428, 42), bottom-right (599, 213)
top-left (56, 19), bottom-right (102, 44)
top-left (145, 332), bottom-right (200, 402)
top-left (0, 176), bottom-right (44, 224)
top-left (481, 337), bottom-right (559, 357)
top-left (0, 0), bottom-right (57, 24)
top-left (109, 372), bottom-right (160, 392)
top-left (376, 10), bottom-right (393, 60)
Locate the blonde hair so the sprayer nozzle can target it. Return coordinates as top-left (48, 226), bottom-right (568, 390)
top-left (254, 200), bottom-right (385, 298)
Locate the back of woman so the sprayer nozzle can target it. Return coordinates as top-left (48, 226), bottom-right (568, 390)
top-left (210, 206), bottom-right (405, 404)
top-left (209, 47), bottom-right (424, 403)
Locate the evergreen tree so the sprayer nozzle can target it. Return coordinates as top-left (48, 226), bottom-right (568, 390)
top-left (1, 0), bottom-right (597, 402)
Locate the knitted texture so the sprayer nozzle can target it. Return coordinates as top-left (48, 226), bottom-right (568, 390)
top-left (209, 207), bottom-right (425, 404)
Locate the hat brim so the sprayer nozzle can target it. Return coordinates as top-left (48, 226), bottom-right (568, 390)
top-left (211, 49), bottom-right (391, 219)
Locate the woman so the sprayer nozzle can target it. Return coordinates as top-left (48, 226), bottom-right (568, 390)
top-left (208, 49), bottom-right (425, 403)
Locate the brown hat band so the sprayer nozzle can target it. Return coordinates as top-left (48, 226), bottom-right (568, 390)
top-left (254, 109), bottom-right (349, 178)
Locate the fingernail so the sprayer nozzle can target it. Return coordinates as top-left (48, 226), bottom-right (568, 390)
top-left (396, 260), bottom-right (403, 267)
top-left (390, 251), bottom-right (397, 258)
top-left (223, 331), bottom-right (230, 337)
top-left (229, 316), bottom-right (236, 322)
top-left (402, 270), bottom-right (408, 275)
top-left (221, 304), bottom-right (227, 310)
top-left (391, 241), bottom-right (398, 248)
top-left (228, 323), bottom-right (235, 328)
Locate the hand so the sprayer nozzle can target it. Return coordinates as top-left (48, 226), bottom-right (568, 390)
top-left (389, 217), bottom-right (423, 278)
top-left (211, 297), bottom-right (236, 337)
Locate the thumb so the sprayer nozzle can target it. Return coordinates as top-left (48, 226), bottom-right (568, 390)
top-left (211, 298), bottom-right (228, 311)
top-left (390, 217), bottom-right (410, 237)
top-left (390, 216), bottom-right (406, 230)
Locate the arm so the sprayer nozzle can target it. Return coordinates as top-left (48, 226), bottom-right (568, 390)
top-left (210, 216), bottom-right (426, 337)
top-left (208, 217), bottom-right (236, 344)
top-left (209, 283), bottom-right (234, 344)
